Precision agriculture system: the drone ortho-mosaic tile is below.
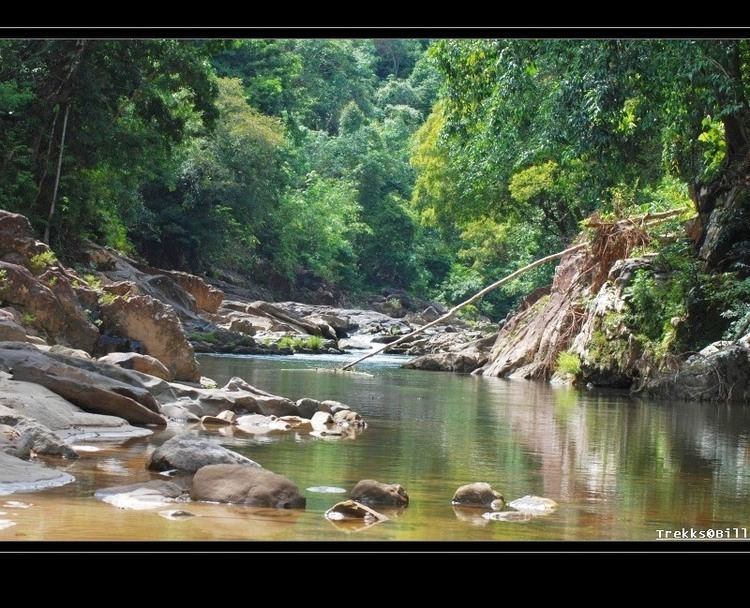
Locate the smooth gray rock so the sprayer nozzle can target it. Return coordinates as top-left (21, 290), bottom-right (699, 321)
top-left (0, 451), bottom-right (74, 494)
top-left (147, 434), bottom-right (259, 473)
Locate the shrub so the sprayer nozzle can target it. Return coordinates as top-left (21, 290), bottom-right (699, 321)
top-left (29, 250), bottom-right (58, 275)
top-left (21, 311), bottom-right (36, 326)
top-left (305, 335), bottom-right (324, 350)
top-left (82, 274), bottom-right (103, 290)
top-left (556, 351), bottom-right (582, 376)
top-left (98, 292), bottom-right (117, 306)
top-left (277, 335), bottom-right (296, 350)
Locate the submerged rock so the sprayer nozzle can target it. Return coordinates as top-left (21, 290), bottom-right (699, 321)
top-left (507, 495), bottom-right (558, 514)
top-left (159, 509), bottom-right (197, 520)
top-left (350, 479), bottom-right (409, 507)
top-left (482, 511), bottom-right (534, 522)
top-left (325, 500), bottom-right (388, 522)
top-left (95, 480), bottom-right (186, 510)
top-left (451, 482), bottom-right (504, 508)
top-left (147, 434), bottom-right (258, 473)
top-left (190, 464), bottom-right (306, 508)
top-left (306, 486), bottom-right (347, 494)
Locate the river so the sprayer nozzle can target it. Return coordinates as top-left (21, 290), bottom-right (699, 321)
top-left (2, 352), bottom-right (749, 541)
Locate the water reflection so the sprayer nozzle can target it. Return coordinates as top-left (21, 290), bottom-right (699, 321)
top-left (2, 354), bottom-right (749, 541)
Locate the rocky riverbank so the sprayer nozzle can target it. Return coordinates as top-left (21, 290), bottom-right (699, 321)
top-left (0, 207), bottom-right (493, 501)
top-left (472, 247), bottom-right (750, 402)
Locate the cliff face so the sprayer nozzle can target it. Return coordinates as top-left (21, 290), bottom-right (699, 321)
top-left (481, 249), bottom-right (591, 380)
top-left (478, 194), bottom-right (750, 401)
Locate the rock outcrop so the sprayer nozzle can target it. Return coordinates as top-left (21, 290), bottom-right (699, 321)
top-left (405, 334), bottom-right (496, 373)
top-left (100, 295), bottom-right (199, 382)
top-left (0, 373), bottom-right (152, 442)
top-left (641, 340), bottom-right (750, 402)
top-left (0, 343), bottom-right (165, 426)
top-left (0, 211), bottom-right (99, 351)
top-left (161, 270), bottom-right (224, 314)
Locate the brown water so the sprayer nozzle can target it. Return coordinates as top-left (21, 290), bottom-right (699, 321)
top-left (2, 352), bottom-right (750, 541)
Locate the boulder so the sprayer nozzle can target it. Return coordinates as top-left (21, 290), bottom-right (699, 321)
top-left (0, 343), bottom-right (165, 426)
top-left (97, 352), bottom-right (171, 380)
top-left (420, 305), bottom-right (441, 323)
top-left (0, 210), bottom-right (48, 265)
top-left (451, 482), bottom-right (504, 508)
top-left (304, 313), bottom-right (350, 338)
top-left (200, 415), bottom-right (233, 427)
top-left (49, 344), bottom-right (91, 359)
top-left (11, 419), bottom-right (78, 460)
top-left (100, 294), bottom-right (200, 382)
top-left (310, 411), bottom-right (336, 432)
top-left (295, 398), bottom-right (323, 419)
top-left (216, 410), bottom-right (236, 423)
top-left (350, 479), bottom-right (409, 507)
top-left (0, 310), bottom-right (27, 343)
top-left (228, 318), bottom-right (256, 335)
top-left (190, 464), bottom-right (306, 508)
top-left (405, 334), bottom-right (497, 373)
top-left (333, 409), bottom-right (365, 428)
top-left (147, 434), bottom-right (258, 473)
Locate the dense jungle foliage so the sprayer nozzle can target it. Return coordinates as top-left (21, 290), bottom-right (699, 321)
top-left (1, 39), bottom-right (748, 329)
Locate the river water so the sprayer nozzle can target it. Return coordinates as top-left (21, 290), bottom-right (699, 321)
top-left (2, 353), bottom-right (749, 541)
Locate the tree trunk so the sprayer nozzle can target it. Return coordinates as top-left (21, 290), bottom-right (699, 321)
top-left (33, 107), bottom-right (60, 207)
top-left (43, 103), bottom-right (70, 245)
top-left (693, 112), bottom-right (750, 273)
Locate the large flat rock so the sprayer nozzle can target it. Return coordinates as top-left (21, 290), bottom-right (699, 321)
top-left (0, 452), bottom-right (74, 495)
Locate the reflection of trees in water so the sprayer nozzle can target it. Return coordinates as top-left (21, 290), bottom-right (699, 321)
top-left (199, 357), bottom-right (750, 531)
top-left (477, 379), bottom-right (750, 525)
